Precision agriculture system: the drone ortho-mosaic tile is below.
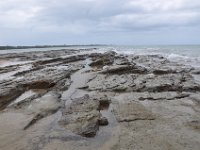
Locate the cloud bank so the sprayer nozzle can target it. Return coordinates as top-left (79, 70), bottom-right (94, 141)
top-left (0, 0), bottom-right (200, 45)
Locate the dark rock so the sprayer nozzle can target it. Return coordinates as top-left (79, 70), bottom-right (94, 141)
top-left (78, 85), bottom-right (89, 89)
top-left (98, 96), bottom-right (111, 110)
top-left (191, 69), bottom-right (200, 75)
top-left (80, 122), bottom-right (99, 137)
top-left (89, 52), bottom-right (116, 67)
top-left (89, 51), bottom-right (117, 68)
top-left (23, 80), bottom-right (56, 89)
top-left (89, 57), bottom-right (113, 67)
top-left (99, 117), bottom-right (109, 126)
top-left (113, 86), bottom-right (128, 92)
top-left (104, 51), bottom-right (117, 56)
top-left (100, 65), bottom-right (147, 75)
top-left (115, 57), bottom-right (131, 65)
top-left (187, 120), bottom-right (200, 130)
top-left (0, 86), bottom-right (25, 110)
top-left (153, 69), bottom-right (176, 75)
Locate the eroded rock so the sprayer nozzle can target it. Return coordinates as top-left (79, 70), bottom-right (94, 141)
top-left (100, 65), bottom-right (147, 75)
top-left (59, 95), bottom-right (101, 137)
top-left (89, 51), bottom-right (116, 67)
top-left (0, 48), bottom-right (200, 150)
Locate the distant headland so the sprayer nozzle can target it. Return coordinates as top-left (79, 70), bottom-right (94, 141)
top-left (0, 44), bottom-right (108, 50)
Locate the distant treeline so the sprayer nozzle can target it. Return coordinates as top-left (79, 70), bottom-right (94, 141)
top-left (0, 44), bottom-right (106, 50)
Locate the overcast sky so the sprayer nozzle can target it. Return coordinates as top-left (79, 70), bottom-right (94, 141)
top-left (0, 0), bottom-right (200, 45)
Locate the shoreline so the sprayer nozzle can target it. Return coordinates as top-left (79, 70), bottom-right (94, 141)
top-left (0, 45), bottom-right (108, 50)
top-left (0, 48), bottom-right (200, 150)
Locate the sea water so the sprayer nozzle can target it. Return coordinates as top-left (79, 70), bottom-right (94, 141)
top-left (103, 45), bottom-right (200, 68)
top-left (1, 45), bottom-right (200, 67)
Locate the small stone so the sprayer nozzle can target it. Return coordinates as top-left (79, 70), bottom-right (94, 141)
top-left (98, 97), bottom-right (111, 110)
top-left (99, 117), bottom-right (109, 126)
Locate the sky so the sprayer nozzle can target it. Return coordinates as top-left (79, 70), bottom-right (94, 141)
top-left (0, 0), bottom-right (200, 45)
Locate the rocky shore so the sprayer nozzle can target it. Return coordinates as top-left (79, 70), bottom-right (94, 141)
top-left (0, 48), bottom-right (200, 150)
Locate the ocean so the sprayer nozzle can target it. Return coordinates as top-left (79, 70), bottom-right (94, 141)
top-left (1, 45), bottom-right (200, 67)
top-left (110, 45), bottom-right (200, 68)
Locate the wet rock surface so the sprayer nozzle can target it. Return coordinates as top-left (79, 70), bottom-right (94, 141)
top-left (113, 101), bottom-right (155, 122)
top-left (59, 94), bottom-right (101, 137)
top-left (0, 48), bottom-right (200, 150)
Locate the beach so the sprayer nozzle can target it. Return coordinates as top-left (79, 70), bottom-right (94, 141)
top-left (0, 47), bottom-right (200, 150)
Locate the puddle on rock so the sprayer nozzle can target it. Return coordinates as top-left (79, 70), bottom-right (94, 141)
top-left (62, 59), bottom-right (93, 106)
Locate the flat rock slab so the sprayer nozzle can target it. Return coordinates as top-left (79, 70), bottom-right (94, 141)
top-left (23, 92), bottom-right (61, 130)
top-left (113, 101), bottom-right (155, 122)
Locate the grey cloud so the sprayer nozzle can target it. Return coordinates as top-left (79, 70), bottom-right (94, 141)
top-left (0, 0), bottom-right (200, 45)
top-left (30, 0), bottom-right (200, 31)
